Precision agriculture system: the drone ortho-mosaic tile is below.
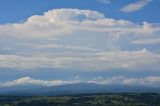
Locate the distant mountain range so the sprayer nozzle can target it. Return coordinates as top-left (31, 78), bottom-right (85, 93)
top-left (0, 83), bottom-right (159, 96)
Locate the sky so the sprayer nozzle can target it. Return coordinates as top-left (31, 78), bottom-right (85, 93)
top-left (0, 0), bottom-right (160, 87)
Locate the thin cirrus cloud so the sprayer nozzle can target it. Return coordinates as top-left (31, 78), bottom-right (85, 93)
top-left (0, 9), bottom-right (160, 71)
top-left (21, 43), bottom-right (102, 52)
top-left (96, 0), bottom-right (111, 4)
top-left (0, 76), bottom-right (160, 87)
top-left (132, 38), bottom-right (160, 45)
top-left (120, 0), bottom-right (152, 13)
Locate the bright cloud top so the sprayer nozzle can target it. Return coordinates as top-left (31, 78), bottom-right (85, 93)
top-left (0, 8), bottom-right (158, 39)
top-left (0, 9), bottom-right (105, 38)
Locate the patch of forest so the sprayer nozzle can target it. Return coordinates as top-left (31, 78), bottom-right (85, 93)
top-left (0, 93), bottom-right (160, 106)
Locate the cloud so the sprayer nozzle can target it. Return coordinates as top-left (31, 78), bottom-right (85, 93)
top-left (1, 76), bottom-right (160, 87)
top-left (120, 0), bottom-right (152, 13)
top-left (96, 0), bottom-right (111, 4)
top-left (0, 9), bottom-right (160, 71)
top-left (123, 76), bottom-right (160, 87)
top-left (132, 38), bottom-right (160, 45)
top-left (24, 43), bottom-right (101, 52)
top-left (0, 9), bottom-right (105, 39)
top-left (89, 76), bottom-right (160, 87)
top-left (0, 77), bottom-right (78, 87)
top-left (0, 8), bottom-right (158, 40)
top-left (0, 49), bottom-right (160, 71)
top-left (88, 76), bottom-right (126, 85)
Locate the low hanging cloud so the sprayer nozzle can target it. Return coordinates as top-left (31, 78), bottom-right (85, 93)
top-left (0, 77), bottom-right (78, 87)
top-left (123, 76), bottom-right (160, 87)
top-left (120, 0), bottom-right (152, 13)
top-left (1, 76), bottom-right (160, 87)
top-left (89, 76), bottom-right (160, 87)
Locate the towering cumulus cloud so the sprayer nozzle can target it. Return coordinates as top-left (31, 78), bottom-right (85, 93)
top-left (0, 9), bottom-right (105, 38)
top-left (0, 9), bottom-right (160, 71)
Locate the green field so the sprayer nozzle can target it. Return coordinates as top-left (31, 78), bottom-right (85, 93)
top-left (0, 93), bottom-right (160, 106)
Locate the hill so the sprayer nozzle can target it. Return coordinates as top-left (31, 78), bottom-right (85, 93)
top-left (0, 83), bottom-right (160, 96)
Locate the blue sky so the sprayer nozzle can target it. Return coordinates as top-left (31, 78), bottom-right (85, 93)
top-left (0, 0), bottom-right (160, 24)
top-left (0, 0), bottom-right (160, 87)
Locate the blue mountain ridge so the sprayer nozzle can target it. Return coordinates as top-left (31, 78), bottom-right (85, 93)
top-left (0, 83), bottom-right (159, 96)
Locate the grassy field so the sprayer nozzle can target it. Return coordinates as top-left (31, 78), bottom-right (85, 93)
top-left (0, 93), bottom-right (160, 106)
